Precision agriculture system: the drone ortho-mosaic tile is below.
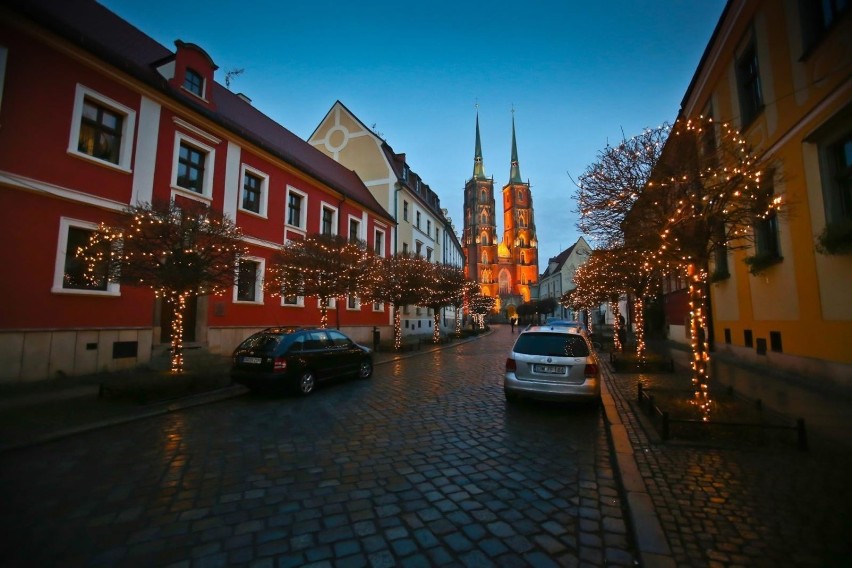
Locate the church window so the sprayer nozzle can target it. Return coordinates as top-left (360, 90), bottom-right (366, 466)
top-left (499, 271), bottom-right (511, 295)
top-left (482, 252), bottom-right (489, 264)
top-left (481, 211), bottom-right (488, 224)
top-left (481, 189), bottom-right (487, 202)
top-left (518, 189), bottom-right (523, 201)
top-left (480, 231), bottom-right (489, 245)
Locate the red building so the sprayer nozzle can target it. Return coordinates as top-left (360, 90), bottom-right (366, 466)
top-left (0, 0), bottom-right (395, 383)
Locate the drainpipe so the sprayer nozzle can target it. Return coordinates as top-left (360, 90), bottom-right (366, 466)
top-left (335, 194), bottom-right (347, 330)
top-left (393, 182), bottom-right (402, 253)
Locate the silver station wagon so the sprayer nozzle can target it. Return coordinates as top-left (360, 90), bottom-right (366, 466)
top-left (504, 325), bottom-right (601, 403)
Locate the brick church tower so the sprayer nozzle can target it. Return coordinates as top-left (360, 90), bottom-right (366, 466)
top-left (463, 113), bottom-right (538, 317)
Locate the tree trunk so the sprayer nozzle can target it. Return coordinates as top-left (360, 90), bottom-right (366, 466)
top-left (610, 301), bottom-right (622, 352)
top-left (393, 307), bottom-right (402, 350)
top-left (170, 293), bottom-right (187, 373)
top-left (634, 297), bottom-right (645, 361)
top-left (687, 263), bottom-right (712, 420)
top-left (433, 312), bottom-right (441, 343)
top-left (319, 297), bottom-right (329, 329)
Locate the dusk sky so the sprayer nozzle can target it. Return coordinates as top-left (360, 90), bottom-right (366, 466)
top-left (100, 0), bottom-right (726, 268)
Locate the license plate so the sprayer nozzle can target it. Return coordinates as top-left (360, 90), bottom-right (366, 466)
top-left (242, 356), bottom-right (262, 365)
top-left (534, 364), bottom-right (565, 374)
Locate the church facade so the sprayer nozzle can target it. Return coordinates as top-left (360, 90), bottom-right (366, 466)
top-left (462, 114), bottom-right (539, 320)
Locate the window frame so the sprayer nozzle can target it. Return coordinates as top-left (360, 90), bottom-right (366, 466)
top-left (234, 256), bottom-right (265, 304)
top-left (319, 202), bottom-right (339, 236)
top-left (238, 164), bottom-right (269, 218)
top-left (183, 67), bottom-right (205, 98)
top-left (52, 217), bottom-right (120, 296)
top-left (735, 37), bottom-right (764, 129)
top-left (285, 186), bottom-right (308, 232)
top-left (348, 215), bottom-right (362, 242)
top-left (346, 295), bottom-right (360, 311)
top-left (171, 132), bottom-right (215, 201)
top-left (403, 201), bottom-right (409, 221)
top-left (281, 295), bottom-right (304, 308)
top-left (374, 227), bottom-right (386, 257)
top-left (67, 84), bottom-right (136, 172)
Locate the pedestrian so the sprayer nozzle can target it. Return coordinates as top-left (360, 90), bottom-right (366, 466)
top-left (617, 314), bottom-right (627, 352)
top-left (510, 317), bottom-right (516, 333)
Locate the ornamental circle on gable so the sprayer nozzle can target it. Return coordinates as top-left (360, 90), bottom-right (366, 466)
top-left (325, 126), bottom-right (349, 153)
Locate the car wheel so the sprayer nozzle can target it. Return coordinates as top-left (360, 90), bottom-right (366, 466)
top-left (357, 358), bottom-right (373, 379)
top-left (297, 370), bottom-right (316, 396)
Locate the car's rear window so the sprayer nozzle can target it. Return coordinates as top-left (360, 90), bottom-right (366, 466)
top-left (239, 333), bottom-right (284, 353)
top-left (513, 333), bottom-right (590, 357)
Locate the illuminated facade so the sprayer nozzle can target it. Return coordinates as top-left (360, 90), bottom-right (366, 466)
top-left (463, 114), bottom-right (539, 317)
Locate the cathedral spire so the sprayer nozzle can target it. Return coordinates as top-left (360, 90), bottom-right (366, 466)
top-left (473, 112), bottom-right (486, 180)
top-left (509, 114), bottom-right (522, 184)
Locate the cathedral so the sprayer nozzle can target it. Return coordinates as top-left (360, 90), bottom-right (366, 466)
top-left (462, 114), bottom-right (539, 320)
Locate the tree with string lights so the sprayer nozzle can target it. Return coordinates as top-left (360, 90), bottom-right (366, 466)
top-left (266, 233), bottom-right (370, 328)
top-left (629, 116), bottom-right (784, 420)
top-left (423, 263), bottom-right (467, 343)
top-left (468, 290), bottom-right (496, 330)
top-left (76, 200), bottom-right (246, 373)
top-left (362, 252), bottom-right (431, 350)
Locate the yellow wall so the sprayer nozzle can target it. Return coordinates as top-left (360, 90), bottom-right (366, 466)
top-left (684, 0), bottom-right (852, 379)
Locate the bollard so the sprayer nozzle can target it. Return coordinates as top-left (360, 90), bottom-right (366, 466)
top-left (797, 418), bottom-right (808, 451)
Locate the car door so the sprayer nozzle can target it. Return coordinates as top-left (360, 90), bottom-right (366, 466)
top-left (326, 330), bottom-right (359, 376)
top-left (303, 330), bottom-right (334, 379)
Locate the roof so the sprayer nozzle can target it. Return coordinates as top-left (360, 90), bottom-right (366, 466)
top-left (5, 0), bottom-right (395, 224)
top-left (540, 243), bottom-right (577, 279)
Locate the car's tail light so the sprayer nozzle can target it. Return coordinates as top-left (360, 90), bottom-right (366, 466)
top-left (273, 356), bottom-right (287, 372)
top-left (505, 358), bottom-right (516, 372)
top-left (584, 363), bottom-right (599, 377)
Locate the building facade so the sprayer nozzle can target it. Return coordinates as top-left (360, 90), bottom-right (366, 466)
top-left (463, 114), bottom-right (539, 319)
top-left (538, 237), bottom-right (593, 320)
top-left (0, 0), bottom-right (396, 383)
top-left (309, 101), bottom-right (465, 337)
top-left (658, 0), bottom-right (852, 386)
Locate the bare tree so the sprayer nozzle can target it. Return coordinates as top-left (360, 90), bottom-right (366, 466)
top-left (423, 263), bottom-right (467, 343)
top-left (77, 200), bottom-right (246, 372)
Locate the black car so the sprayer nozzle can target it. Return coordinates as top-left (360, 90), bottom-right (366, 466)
top-left (231, 327), bottom-right (373, 395)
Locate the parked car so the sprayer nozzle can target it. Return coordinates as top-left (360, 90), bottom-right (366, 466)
top-left (504, 325), bottom-right (600, 403)
top-left (231, 327), bottom-right (373, 395)
top-left (544, 317), bottom-right (588, 332)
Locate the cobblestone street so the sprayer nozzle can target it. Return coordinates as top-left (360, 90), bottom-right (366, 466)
top-left (0, 330), bottom-right (636, 567)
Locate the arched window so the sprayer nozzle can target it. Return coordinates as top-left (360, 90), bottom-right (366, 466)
top-left (480, 231), bottom-right (489, 245)
top-left (481, 211), bottom-right (488, 224)
top-left (499, 270), bottom-right (511, 295)
top-left (481, 189), bottom-right (487, 202)
top-left (517, 189), bottom-right (523, 200)
top-left (482, 252), bottom-right (489, 264)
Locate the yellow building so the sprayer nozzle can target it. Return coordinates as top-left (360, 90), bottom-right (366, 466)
top-left (683, 1), bottom-right (851, 386)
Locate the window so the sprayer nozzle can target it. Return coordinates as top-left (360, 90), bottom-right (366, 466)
top-left (435, 227), bottom-right (440, 241)
top-left (321, 206), bottom-right (336, 235)
top-left (416, 241), bottom-right (423, 257)
top-left (172, 132), bottom-right (215, 199)
top-left (426, 247), bottom-right (433, 262)
top-left (184, 68), bottom-right (204, 97)
top-left (235, 258), bottom-right (264, 303)
top-left (770, 331), bottom-right (783, 353)
top-left (754, 181), bottom-right (781, 260)
top-left (701, 103), bottom-right (718, 168)
top-left (800, 0), bottom-right (849, 54)
top-left (282, 295), bottom-right (304, 307)
top-left (347, 295), bottom-right (360, 310)
top-left (53, 218), bottom-right (119, 295)
top-left (403, 201), bottom-right (409, 221)
top-left (403, 242), bottom-right (409, 254)
top-left (349, 218), bottom-right (361, 242)
top-left (240, 167), bottom-right (268, 216)
top-left (68, 85), bottom-right (136, 170)
top-left (373, 301), bottom-right (384, 312)
top-left (744, 329), bottom-right (754, 348)
top-left (285, 187), bottom-right (307, 230)
top-left (736, 39), bottom-right (763, 128)
top-left (317, 297), bottom-right (336, 309)
top-left (481, 211), bottom-right (488, 224)
top-left (823, 130), bottom-right (852, 225)
top-left (374, 228), bottom-right (385, 257)
top-left (416, 211), bottom-right (421, 229)
top-left (427, 219), bottom-right (431, 235)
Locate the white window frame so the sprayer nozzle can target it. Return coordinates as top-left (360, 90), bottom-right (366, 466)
top-left (374, 227), bottom-right (386, 257)
top-left (348, 215), bottom-right (362, 242)
top-left (238, 164), bottom-right (269, 218)
top-left (171, 131), bottom-right (216, 201)
top-left (319, 202), bottom-right (339, 236)
top-left (416, 240), bottom-right (423, 257)
top-left (346, 295), bottom-right (360, 310)
top-left (67, 84), bottom-right (136, 172)
top-left (426, 247), bottom-right (433, 262)
top-left (182, 67), bottom-right (206, 100)
top-left (52, 217), bottom-right (120, 296)
top-left (281, 295), bottom-right (304, 308)
top-left (317, 297), bottom-right (337, 309)
top-left (285, 186), bottom-right (308, 233)
top-left (373, 301), bottom-right (384, 312)
top-left (233, 256), bottom-right (265, 304)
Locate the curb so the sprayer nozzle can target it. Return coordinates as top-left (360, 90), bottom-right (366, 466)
top-left (601, 362), bottom-right (675, 568)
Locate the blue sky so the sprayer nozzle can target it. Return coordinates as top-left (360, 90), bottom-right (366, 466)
top-left (100, 0), bottom-right (726, 268)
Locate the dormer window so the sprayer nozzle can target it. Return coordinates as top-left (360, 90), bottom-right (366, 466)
top-left (184, 68), bottom-right (204, 97)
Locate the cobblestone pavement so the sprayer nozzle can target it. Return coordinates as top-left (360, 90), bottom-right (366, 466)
top-left (0, 329), bottom-right (637, 567)
top-left (604, 360), bottom-right (852, 567)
